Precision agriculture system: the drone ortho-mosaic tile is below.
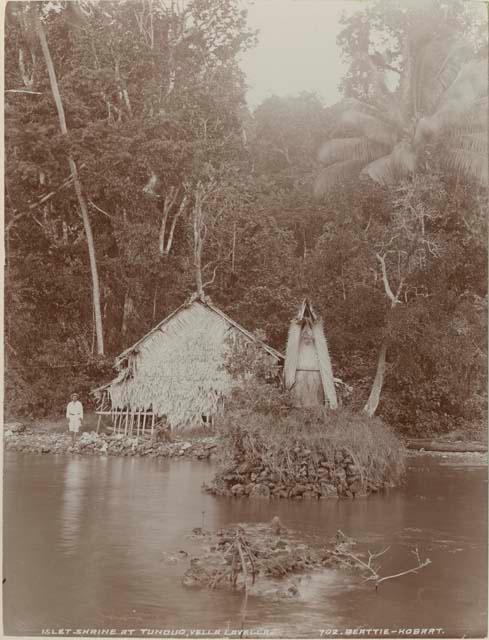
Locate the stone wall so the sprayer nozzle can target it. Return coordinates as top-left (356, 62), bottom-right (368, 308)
top-left (204, 445), bottom-right (389, 499)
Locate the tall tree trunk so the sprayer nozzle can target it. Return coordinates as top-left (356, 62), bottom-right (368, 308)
top-left (231, 220), bottom-right (236, 272)
top-left (152, 285), bottom-right (158, 322)
top-left (363, 254), bottom-right (403, 417)
top-left (36, 15), bottom-right (104, 355)
top-left (363, 341), bottom-right (387, 417)
top-left (121, 292), bottom-right (133, 337)
top-left (193, 183), bottom-right (205, 300)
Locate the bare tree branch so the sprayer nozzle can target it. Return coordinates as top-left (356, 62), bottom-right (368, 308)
top-left (5, 165), bottom-right (87, 231)
top-left (6, 89), bottom-right (42, 94)
top-left (159, 186), bottom-right (178, 255)
top-left (376, 253), bottom-right (403, 307)
top-left (374, 558), bottom-right (431, 588)
top-left (88, 199), bottom-right (112, 219)
top-left (164, 193), bottom-right (187, 256)
top-left (336, 545), bottom-right (431, 591)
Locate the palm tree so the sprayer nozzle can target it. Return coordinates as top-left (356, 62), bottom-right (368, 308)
top-left (317, 34), bottom-right (487, 419)
top-left (315, 36), bottom-right (488, 194)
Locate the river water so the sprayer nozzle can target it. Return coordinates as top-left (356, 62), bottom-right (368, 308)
top-left (3, 452), bottom-right (487, 638)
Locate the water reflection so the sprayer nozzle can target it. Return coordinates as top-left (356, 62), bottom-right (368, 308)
top-left (61, 459), bottom-right (91, 550)
top-left (3, 453), bottom-right (487, 638)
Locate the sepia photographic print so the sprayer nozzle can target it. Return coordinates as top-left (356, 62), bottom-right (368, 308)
top-left (3, 0), bottom-right (488, 638)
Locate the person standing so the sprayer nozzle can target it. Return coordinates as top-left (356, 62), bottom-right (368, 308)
top-left (66, 393), bottom-right (83, 444)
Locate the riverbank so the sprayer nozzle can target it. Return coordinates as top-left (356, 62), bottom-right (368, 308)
top-left (3, 423), bottom-right (218, 460)
top-left (4, 422), bottom-right (487, 468)
top-left (406, 438), bottom-right (487, 453)
top-left (407, 448), bottom-right (488, 466)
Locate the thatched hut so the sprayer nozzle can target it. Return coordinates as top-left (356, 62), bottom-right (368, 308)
top-left (283, 299), bottom-right (338, 409)
top-left (93, 296), bottom-right (283, 433)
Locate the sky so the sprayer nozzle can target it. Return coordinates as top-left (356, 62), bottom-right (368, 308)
top-left (240, 0), bottom-right (360, 108)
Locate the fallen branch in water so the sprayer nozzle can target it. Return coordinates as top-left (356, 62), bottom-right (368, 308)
top-left (209, 527), bottom-right (258, 592)
top-left (373, 548), bottom-right (431, 589)
top-left (336, 545), bottom-right (431, 591)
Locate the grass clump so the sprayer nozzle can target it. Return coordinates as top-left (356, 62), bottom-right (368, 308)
top-left (213, 380), bottom-right (406, 497)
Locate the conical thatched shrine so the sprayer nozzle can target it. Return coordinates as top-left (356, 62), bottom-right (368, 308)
top-left (93, 296), bottom-right (283, 433)
top-left (283, 299), bottom-right (338, 409)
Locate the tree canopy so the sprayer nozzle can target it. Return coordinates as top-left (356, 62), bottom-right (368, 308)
top-left (316, 0), bottom-right (488, 193)
top-left (4, 0), bottom-right (487, 438)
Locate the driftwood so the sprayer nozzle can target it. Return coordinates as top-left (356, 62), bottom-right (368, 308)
top-left (335, 545), bottom-right (431, 592)
top-left (183, 524), bottom-right (432, 603)
top-left (406, 439), bottom-right (487, 453)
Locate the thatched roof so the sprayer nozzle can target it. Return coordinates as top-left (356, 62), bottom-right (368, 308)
top-left (103, 298), bottom-right (283, 427)
top-left (115, 298), bottom-right (283, 366)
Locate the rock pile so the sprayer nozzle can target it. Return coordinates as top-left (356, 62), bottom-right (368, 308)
top-left (4, 422), bottom-right (26, 433)
top-left (204, 447), bottom-right (388, 499)
top-left (4, 428), bottom-right (218, 460)
top-left (181, 519), bottom-right (358, 599)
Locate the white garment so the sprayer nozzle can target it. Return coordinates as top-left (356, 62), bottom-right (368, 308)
top-left (66, 400), bottom-right (83, 432)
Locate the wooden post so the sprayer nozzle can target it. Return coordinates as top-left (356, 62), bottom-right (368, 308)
top-left (124, 410), bottom-right (129, 436)
top-left (136, 410), bottom-right (141, 437)
top-left (129, 411), bottom-right (135, 436)
top-left (96, 414), bottom-right (102, 434)
top-left (151, 412), bottom-right (155, 437)
top-left (142, 412), bottom-right (147, 436)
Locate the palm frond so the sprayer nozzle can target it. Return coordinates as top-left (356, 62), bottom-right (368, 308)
top-left (318, 137), bottom-right (389, 165)
top-left (314, 159), bottom-right (365, 196)
top-left (416, 37), bottom-right (470, 114)
top-left (361, 154), bottom-right (397, 184)
top-left (454, 98), bottom-right (489, 135)
top-left (333, 110), bottom-right (399, 146)
top-left (415, 96), bottom-right (488, 144)
top-left (311, 321), bottom-right (338, 410)
top-left (284, 322), bottom-right (301, 390)
top-left (447, 132), bottom-right (488, 156)
top-left (438, 58), bottom-right (488, 111)
top-left (392, 143), bottom-right (417, 174)
top-left (441, 148), bottom-right (489, 187)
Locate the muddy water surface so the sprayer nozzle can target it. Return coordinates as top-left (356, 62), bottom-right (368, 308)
top-left (3, 452), bottom-right (487, 638)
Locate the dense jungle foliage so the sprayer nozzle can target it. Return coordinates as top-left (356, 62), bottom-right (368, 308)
top-left (4, 0), bottom-right (488, 437)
